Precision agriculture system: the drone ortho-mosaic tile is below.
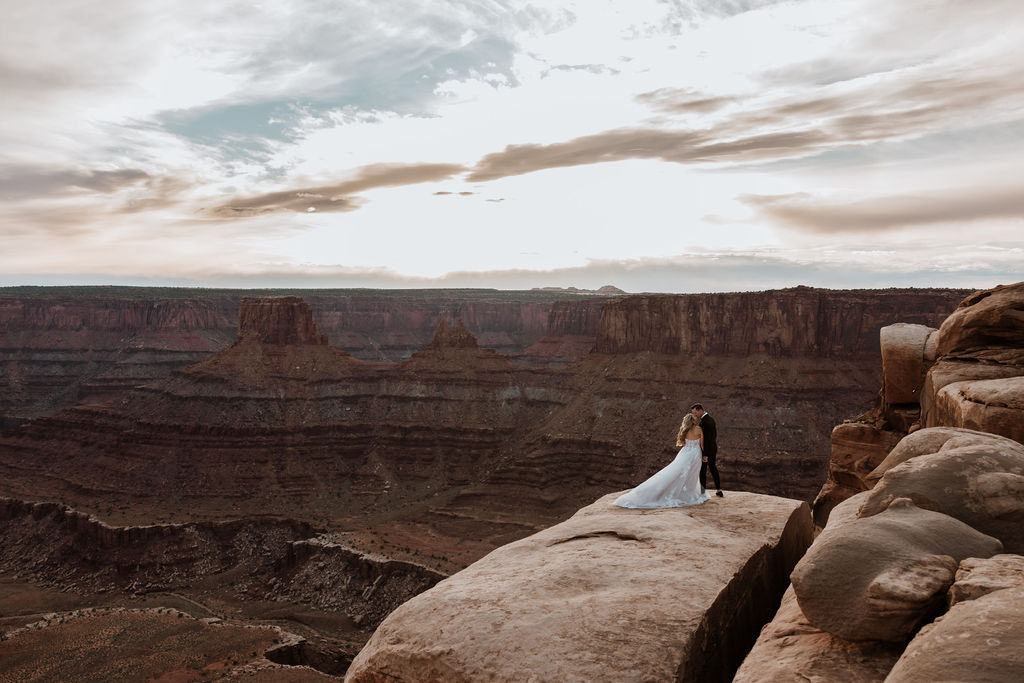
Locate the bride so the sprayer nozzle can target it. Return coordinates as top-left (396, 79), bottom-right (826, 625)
top-left (613, 413), bottom-right (710, 508)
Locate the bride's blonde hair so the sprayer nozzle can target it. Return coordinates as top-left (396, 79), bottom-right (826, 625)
top-left (677, 413), bottom-right (696, 445)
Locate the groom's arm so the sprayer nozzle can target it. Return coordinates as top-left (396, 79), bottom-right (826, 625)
top-left (703, 418), bottom-right (718, 453)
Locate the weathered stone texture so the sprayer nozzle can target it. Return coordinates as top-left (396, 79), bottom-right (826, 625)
top-left (346, 492), bottom-right (812, 683)
top-left (790, 497), bottom-right (1002, 642)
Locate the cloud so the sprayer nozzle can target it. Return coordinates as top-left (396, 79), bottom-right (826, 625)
top-left (13, 248), bottom-right (1008, 293)
top-left (0, 167), bottom-right (151, 200)
top-left (466, 127), bottom-right (835, 181)
top-left (205, 162), bottom-right (466, 218)
top-left (741, 186), bottom-right (1024, 233)
top-left (635, 88), bottom-right (736, 114)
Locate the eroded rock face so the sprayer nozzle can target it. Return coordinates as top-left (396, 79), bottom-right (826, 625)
top-left (812, 422), bottom-right (904, 526)
top-left (790, 497), bottom-right (1002, 642)
top-left (858, 430), bottom-right (1024, 553)
top-left (346, 492), bottom-right (813, 683)
top-left (934, 283), bottom-right (1024, 363)
top-left (738, 493), bottom-right (905, 681)
top-left (885, 585), bottom-right (1024, 682)
top-left (734, 586), bottom-right (903, 683)
top-left (922, 283), bottom-right (1024, 437)
top-left (594, 288), bottom-right (964, 357)
top-left (864, 426), bottom-right (1022, 483)
top-left (880, 323), bottom-right (938, 405)
top-left (949, 554), bottom-right (1024, 606)
top-left (932, 376), bottom-right (1024, 444)
top-left (237, 296), bottom-right (328, 346)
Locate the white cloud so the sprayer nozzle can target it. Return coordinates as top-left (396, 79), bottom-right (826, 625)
top-left (1, 0), bottom-right (1022, 289)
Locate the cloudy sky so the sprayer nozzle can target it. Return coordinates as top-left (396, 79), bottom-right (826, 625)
top-left (2, 0), bottom-right (1022, 292)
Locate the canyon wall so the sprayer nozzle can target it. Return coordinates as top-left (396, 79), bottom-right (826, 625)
top-left (0, 289), bottom-right (968, 569)
top-left (0, 288), bottom-right (606, 427)
top-left (595, 287), bottom-right (966, 356)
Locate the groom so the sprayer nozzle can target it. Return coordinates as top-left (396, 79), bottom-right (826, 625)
top-left (691, 403), bottom-right (723, 497)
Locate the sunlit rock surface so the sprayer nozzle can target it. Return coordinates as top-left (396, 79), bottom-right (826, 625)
top-left (346, 491), bottom-right (812, 683)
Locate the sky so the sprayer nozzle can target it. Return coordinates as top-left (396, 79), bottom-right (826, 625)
top-left (1, 0), bottom-right (1023, 292)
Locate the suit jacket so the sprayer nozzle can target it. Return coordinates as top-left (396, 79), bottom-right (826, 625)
top-left (700, 413), bottom-right (718, 459)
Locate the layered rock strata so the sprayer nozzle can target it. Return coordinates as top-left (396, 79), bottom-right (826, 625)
top-left (922, 282), bottom-right (1024, 440)
top-left (346, 491), bottom-right (813, 682)
top-left (0, 288), bottom-right (606, 426)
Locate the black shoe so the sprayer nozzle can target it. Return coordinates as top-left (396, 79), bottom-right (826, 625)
top-left (716, 490), bottom-right (724, 497)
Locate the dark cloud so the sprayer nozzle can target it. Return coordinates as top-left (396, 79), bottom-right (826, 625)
top-left (741, 185), bottom-right (1024, 232)
top-left (206, 162), bottom-right (465, 218)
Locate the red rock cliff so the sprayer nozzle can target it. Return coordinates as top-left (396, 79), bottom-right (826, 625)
top-left (237, 296), bottom-right (328, 346)
top-left (594, 288), bottom-right (967, 357)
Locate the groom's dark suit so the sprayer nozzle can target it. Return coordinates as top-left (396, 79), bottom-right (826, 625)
top-left (699, 412), bottom-right (721, 492)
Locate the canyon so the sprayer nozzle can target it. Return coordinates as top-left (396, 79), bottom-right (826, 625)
top-left (0, 285), bottom-right (971, 677)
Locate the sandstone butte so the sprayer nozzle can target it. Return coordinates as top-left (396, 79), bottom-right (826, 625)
top-left (346, 491), bottom-right (812, 682)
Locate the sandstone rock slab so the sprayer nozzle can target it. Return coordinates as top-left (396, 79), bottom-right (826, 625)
top-left (921, 358), bottom-right (1024, 428)
top-left (880, 323), bottom-right (937, 405)
top-left (791, 498), bottom-right (1002, 642)
top-left (859, 433), bottom-right (1024, 553)
top-left (346, 492), bottom-right (813, 683)
top-left (933, 376), bottom-right (1024, 444)
top-left (949, 554), bottom-right (1024, 606)
top-left (885, 585), bottom-right (1024, 682)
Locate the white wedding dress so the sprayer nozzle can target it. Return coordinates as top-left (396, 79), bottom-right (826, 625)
top-left (613, 438), bottom-right (710, 508)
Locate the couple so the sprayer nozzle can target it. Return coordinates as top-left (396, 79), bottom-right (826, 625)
top-left (614, 403), bottom-right (723, 509)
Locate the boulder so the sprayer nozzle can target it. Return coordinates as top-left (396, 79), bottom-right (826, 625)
top-left (813, 422), bottom-right (903, 526)
top-left (880, 324), bottom-right (938, 405)
top-left (738, 493), bottom-right (904, 681)
top-left (346, 492), bottom-right (813, 683)
top-left (866, 427), bottom-right (1024, 484)
top-left (921, 358), bottom-right (1023, 428)
top-left (733, 586), bottom-right (903, 683)
top-left (932, 376), bottom-right (1024, 444)
top-left (934, 283), bottom-right (1024, 363)
top-left (790, 497), bottom-right (1002, 642)
top-left (948, 554), bottom-right (1024, 606)
top-left (885, 585), bottom-right (1024, 682)
top-left (858, 433), bottom-right (1024, 553)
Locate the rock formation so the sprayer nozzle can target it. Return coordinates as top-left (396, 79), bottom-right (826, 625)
top-left (733, 585), bottom-right (904, 683)
top-left (744, 280), bottom-right (1024, 681)
top-left (813, 282), bottom-right (1024, 526)
top-left (922, 282), bottom-right (1024, 440)
top-left (0, 287), bottom-right (607, 427)
top-left (593, 287), bottom-right (963, 357)
top-left (857, 430), bottom-right (1024, 553)
top-left (884, 585), bottom-right (1024, 682)
top-left (948, 554), bottom-right (1024, 605)
top-left (790, 496), bottom-right (1001, 642)
top-left (346, 491), bottom-right (812, 682)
